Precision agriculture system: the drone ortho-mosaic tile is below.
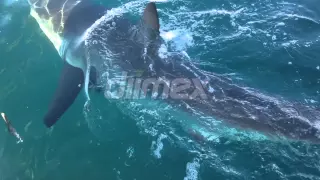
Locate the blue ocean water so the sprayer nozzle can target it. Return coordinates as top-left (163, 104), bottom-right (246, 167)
top-left (0, 0), bottom-right (320, 179)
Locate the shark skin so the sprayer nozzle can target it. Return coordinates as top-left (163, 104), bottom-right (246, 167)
top-left (27, 0), bottom-right (108, 127)
top-left (27, 0), bottom-right (320, 143)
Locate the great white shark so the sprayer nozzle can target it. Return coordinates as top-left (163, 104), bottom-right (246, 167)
top-left (26, 0), bottom-right (320, 143)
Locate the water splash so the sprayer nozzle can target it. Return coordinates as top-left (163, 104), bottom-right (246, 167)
top-left (184, 158), bottom-right (200, 180)
top-left (151, 134), bottom-right (167, 159)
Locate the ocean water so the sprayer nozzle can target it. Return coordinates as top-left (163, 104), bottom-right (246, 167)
top-left (0, 0), bottom-right (320, 179)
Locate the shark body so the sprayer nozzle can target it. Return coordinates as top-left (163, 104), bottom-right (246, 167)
top-left (27, 0), bottom-right (320, 143)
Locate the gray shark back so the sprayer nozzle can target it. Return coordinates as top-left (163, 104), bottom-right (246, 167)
top-left (90, 3), bottom-right (320, 142)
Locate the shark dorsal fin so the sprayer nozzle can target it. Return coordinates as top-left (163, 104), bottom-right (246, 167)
top-left (142, 2), bottom-right (160, 31)
top-left (133, 2), bottom-right (161, 45)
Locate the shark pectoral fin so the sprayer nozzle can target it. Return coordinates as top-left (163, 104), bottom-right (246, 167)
top-left (43, 62), bottom-right (84, 128)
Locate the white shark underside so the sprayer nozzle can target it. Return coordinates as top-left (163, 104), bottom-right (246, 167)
top-left (27, 0), bottom-right (105, 126)
top-left (27, 0), bottom-right (320, 143)
top-left (28, 0), bottom-right (81, 51)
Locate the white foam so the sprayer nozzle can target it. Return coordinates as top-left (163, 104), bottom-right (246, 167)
top-left (282, 40), bottom-right (298, 47)
top-left (126, 146), bottom-right (134, 158)
top-left (313, 121), bottom-right (320, 131)
top-left (304, 99), bottom-right (317, 104)
top-left (276, 12), bottom-right (319, 24)
top-left (160, 29), bottom-right (194, 51)
top-left (151, 134), bottom-right (167, 159)
top-left (199, 8), bottom-right (244, 17)
top-left (184, 158), bottom-right (200, 180)
top-left (161, 31), bottom-right (177, 41)
top-left (149, 0), bottom-right (168, 2)
top-left (275, 22), bottom-right (286, 27)
top-left (272, 35), bottom-right (277, 41)
top-left (221, 166), bottom-right (241, 176)
top-left (158, 44), bottom-right (168, 58)
top-left (208, 86), bottom-right (215, 93)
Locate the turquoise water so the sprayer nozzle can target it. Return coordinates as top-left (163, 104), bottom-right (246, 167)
top-left (1, 0), bottom-right (320, 179)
